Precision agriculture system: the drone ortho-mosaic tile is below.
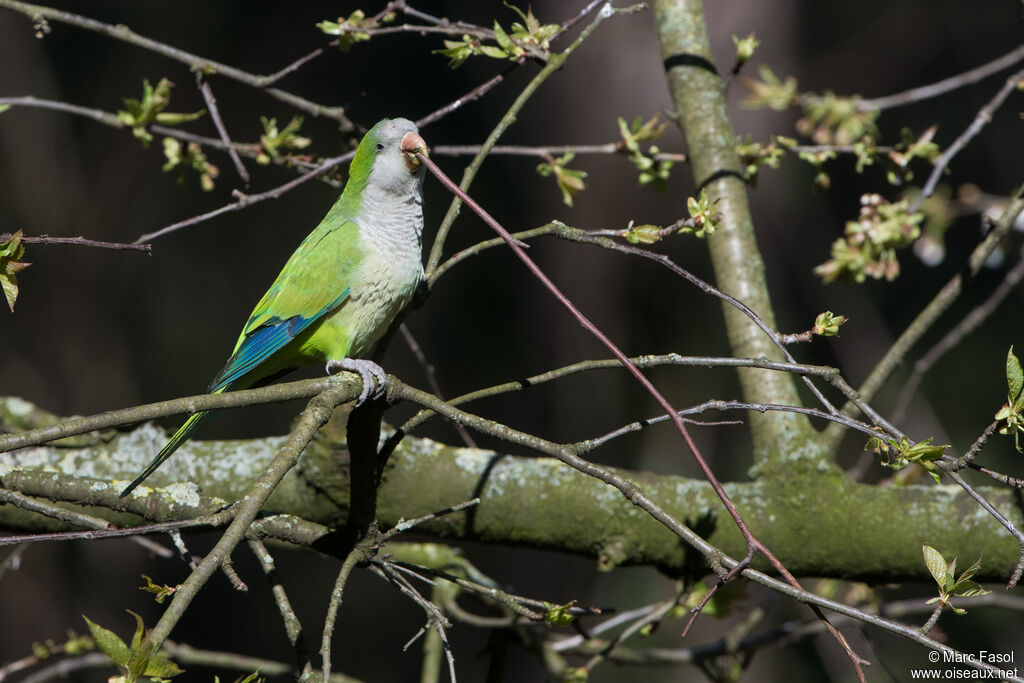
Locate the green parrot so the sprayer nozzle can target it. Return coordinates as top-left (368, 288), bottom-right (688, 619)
top-left (120, 117), bottom-right (428, 498)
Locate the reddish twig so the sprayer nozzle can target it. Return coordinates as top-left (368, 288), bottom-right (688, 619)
top-left (417, 151), bottom-right (828, 628)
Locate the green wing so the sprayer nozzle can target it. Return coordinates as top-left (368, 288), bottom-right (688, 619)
top-left (119, 217), bottom-right (362, 499)
top-left (209, 217), bottom-right (363, 392)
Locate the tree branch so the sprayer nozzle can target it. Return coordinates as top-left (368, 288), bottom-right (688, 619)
top-left (0, 0), bottom-right (354, 129)
top-left (653, 0), bottom-right (818, 469)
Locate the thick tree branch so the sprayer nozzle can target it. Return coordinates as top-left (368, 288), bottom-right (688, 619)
top-left (2, 409), bottom-right (1021, 583)
top-left (653, 0), bottom-right (817, 469)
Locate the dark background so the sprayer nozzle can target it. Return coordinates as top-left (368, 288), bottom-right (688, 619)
top-left (1, 1), bottom-right (1022, 680)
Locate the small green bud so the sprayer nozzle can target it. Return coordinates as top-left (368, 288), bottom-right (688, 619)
top-left (812, 311), bottom-right (848, 336)
top-left (732, 33), bottom-right (760, 65)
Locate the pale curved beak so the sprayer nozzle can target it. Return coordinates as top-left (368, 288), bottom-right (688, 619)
top-left (401, 131), bottom-right (428, 170)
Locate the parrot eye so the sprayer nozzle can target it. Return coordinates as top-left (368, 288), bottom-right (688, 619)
top-left (375, 142), bottom-right (385, 152)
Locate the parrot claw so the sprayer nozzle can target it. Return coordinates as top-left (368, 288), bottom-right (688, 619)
top-left (327, 358), bottom-right (388, 405)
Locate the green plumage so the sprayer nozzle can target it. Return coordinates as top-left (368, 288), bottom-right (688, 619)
top-left (121, 118), bottom-right (427, 498)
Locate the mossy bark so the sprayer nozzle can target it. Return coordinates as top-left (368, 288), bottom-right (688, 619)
top-left (2, 421), bottom-right (1020, 582)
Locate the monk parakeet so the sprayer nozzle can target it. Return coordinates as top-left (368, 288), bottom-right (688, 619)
top-left (120, 117), bottom-right (428, 498)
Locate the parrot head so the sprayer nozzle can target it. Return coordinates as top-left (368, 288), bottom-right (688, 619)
top-left (348, 118), bottom-right (428, 197)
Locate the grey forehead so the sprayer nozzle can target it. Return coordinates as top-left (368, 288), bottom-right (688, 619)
top-left (378, 117), bottom-right (418, 142)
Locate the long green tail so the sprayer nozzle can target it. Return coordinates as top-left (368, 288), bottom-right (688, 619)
top-left (119, 409), bottom-right (218, 498)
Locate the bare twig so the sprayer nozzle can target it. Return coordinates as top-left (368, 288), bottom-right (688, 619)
top-left (383, 548), bottom-right (599, 622)
top-left (432, 142), bottom-right (685, 163)
top-left (424, 0), bottom-right (634, 274)
top-left (582, 589), bottom-right (685, 673)
top-left (419, 154), bottom-right (778, 570)
top-left (0, 374), bottom-right (355, 454)
top-left (554, 593), bottom-right (1024, 669)
top-left (0, 95), bottom-right (121, 125)
top-left (0, 232), bottom-right (151, 253)
top-left (370, 562), bottom-right (457, 682)
top-left (161, 640), bottom-right (363, 681)
top-left (340, 22), bottom-right (493, 40)
top-left (0, 0), bottom-right (353, 129)
top-left (169, 529), bottom-right (197, 568)
top-left (892, 246), bottom-right (1024, 425)
top-left (258, 45), bottom-right (331, 86)
top-left (0, 96), bottom-right (333, 182)
top-left (912, 67), bottom-right (1024, 211)
top-left (377, 498), bottom-right (480, 543)
top-left (552, 225), bottom-right (842, 419)
top-left (0, 512), bottom-right (233, 548)
top-left (219, 557), bottom-right (248, 591)
top-left (196, 76), bottom-right (249, 184)
top-left (321, 543), bottom-right (368, 683)
top-left (392, 382), bottom-right (1014, 679)
top-left (15, 653), bottom-right (114, 683)
top-left (398, 325), bottom-right (477, 448)
top-left (144, 383), bottom-right (355, 653)
top-left (134, 152), bottom-right (353, 243)
top-left (939, 464), bottom-right (1024, 589)
top-left (575, 398), bottom-right (877, 453)
top-left (0, 487), bottom-right (171, 557)
top-left (416, 60), bottom-right (525, 129)
top-left (248, 538), bottom-right (309, 667)
top-left (859, 44), bottom-right (1024, 111)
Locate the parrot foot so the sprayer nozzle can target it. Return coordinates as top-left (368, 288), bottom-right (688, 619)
top-left (327, 358), bottom-right (388, 405)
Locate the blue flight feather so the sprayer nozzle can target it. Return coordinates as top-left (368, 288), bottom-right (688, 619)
top-left (209, 286), bottom-right (351, 392)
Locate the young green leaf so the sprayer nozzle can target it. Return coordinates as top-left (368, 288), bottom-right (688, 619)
top-left (142, 653), bottom-right (185, 680)
top-left (233, 672), bottom-right (265, 683)
top-left (813, 311), bottom-right (848, 337)
top-left (742, 65), bottom-right (798, 111)
top-left (815, 194), bottom-right (924, 283)
top-left (542, 600), bottom-right (577, 626)
top-left (257, 116), bottom-right (311, 164)
top-left (83, 612), bottom-right (183, 681)
top-left (0, 230), bottom-right (31, 312)
top-left (563, 667), bottom-right (589, 682)
top-left (617, 115), bottom-right (674, 190)
top-left (922, 545), bottom-right (949, 589)
top-left (162, 138), bottom-right (219, 191)
top-left (797, 91), bottom-right (879, 145)
top-left (82, 615), bottom-right (131, 667)
top-left (116, 79), bottom-right (203, 146)
top-left (434, 37), bottom-right (477, 68)
top-left (679, 189), bottom-right (720, 238)
top-left (996, 346), bottom-right (1024, 452)
top-left (140, 574), bottom-right (178, 604)
top-left (622, 222), bottom-right (663, 245)
top-left (1007, 346), bottom-right (1023, 404)
top-left (536, 153), bottom-right (587, 207)
top-left (492, 22), bottom-right (522, 57)
top-left (732, 33), bottom-right (760, 66)
top-left (921, 547), bottom-right (990, 615)
top-left (316, 10), bottom-right (374, 51)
